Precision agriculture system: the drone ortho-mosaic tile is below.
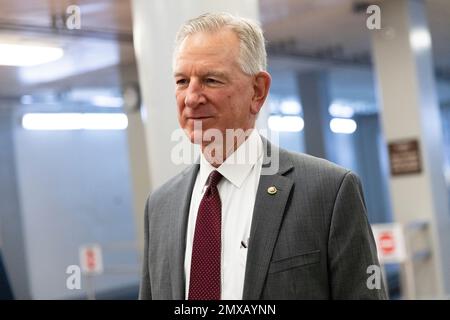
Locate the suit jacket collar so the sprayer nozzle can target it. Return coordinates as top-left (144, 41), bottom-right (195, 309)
top-left (170, 137), bottom-right (294, 299)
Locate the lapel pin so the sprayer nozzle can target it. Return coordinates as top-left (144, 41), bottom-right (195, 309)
top-left (267, 186), bottom-right (277, 195)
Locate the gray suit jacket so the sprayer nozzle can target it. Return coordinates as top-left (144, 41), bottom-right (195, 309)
top-left (139, 139), bottom-right (386, 299)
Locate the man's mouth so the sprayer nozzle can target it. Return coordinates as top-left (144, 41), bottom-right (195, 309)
top-left (188, 116), bottom-right (213, 120)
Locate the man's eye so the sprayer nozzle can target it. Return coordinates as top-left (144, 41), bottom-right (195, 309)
top-left (176, 79), bottom-right (187, 85)
top-left (205, 78), bottom-right (220, 84)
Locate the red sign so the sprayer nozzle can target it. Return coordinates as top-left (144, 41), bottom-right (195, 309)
top-left (379, 232), bottom-right (395, 255)
top-left (79, 244), bottom-right (103, 274)
top-left (371, 223), bottom-right (406, 263)
top-left (86, 249), bottom-right (96, 272)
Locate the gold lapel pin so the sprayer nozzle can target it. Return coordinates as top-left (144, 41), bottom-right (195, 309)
top-left (267, 186), bottom-right (277, 195)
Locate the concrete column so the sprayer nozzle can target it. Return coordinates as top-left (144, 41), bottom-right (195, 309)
top-left (116, 59), bottom-right (151, 251)
top-left (372, 0), bottom-right (450, 298)
top-left (297, 72), bottom-right (334, 160)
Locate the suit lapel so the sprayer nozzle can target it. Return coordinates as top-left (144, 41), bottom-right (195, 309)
top-left (242, 140), bottom-right (294, 299)
top-left (169, 163), bottom-right (199, 299)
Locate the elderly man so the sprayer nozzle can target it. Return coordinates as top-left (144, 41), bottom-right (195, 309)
top-left (139, 12), bottom-right (386, 300)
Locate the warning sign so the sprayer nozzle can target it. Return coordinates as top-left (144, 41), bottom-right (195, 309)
top-left (79, 244), bottom-right (103, 274)
top-left (371, 224), bottom-right (406, 264)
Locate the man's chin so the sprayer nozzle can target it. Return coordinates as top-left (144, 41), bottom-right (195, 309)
top-left (185, 129), bottom-right (228, 151)
top-left (186, 129), bottom-right (204, 145)
top-left (185, 128), bottom-right (223, 143)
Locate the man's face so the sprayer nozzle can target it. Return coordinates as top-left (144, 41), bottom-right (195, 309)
top-left (173, 29), bottom-right (257, 145)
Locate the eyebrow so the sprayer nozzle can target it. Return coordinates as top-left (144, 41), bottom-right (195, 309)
top-left (173, 71), bottom-right (229, 79)
top-left (203, 71), bottom-right (228, 79)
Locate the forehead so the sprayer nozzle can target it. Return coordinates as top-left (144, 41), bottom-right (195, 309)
top-left (174, 29), bottom-right (241, 72)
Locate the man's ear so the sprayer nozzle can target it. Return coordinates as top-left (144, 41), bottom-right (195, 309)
top-left (250, 71), bottom-right (271, 115)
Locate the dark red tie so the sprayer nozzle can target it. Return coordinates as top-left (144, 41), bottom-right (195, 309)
top-left (188, 170), bottom-right (223, 300)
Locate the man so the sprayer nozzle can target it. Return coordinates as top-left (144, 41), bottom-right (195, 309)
top-left (139, 12), bottom-right (386, 300)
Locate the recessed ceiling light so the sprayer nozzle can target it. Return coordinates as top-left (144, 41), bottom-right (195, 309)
top-left (22, 113), bottom-right (128, 130)
top-left (0, 43), bottom-right (64, 67)
top-left (268, 115), bottom-right (304, 132)
top-left (330, 118), bottom-right (357, 134)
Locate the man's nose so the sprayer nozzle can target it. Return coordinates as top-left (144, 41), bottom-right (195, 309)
top-left (184, 80), bottom-right (206, 108)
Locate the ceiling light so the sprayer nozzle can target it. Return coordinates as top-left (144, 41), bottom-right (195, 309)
top-left (329, 102), bottom-right (355, 118)
top-left (410, 28), bottom-right (431, 51)
top-left (279, 99), bottom-right (301, 115)
top-left (0, 43), bottom-right (64, 67)
top-left (268, 115), bottom-right (304, 132)
top-left (91, 95), bottom-right (124, 108)
top-left (22, 113), bottom-right (128, 130)
top-left (330, 118), bottom-right (357, 134)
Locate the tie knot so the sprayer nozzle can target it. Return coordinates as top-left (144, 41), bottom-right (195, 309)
top-left (208, 170), bottom-right (223, 188)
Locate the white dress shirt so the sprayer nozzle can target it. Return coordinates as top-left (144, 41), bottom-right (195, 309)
top-left (184, 130), bottom-right (263, 300)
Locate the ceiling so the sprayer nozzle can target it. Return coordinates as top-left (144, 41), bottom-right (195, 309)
top-left (0, 0), bottom-right (132, 33)
top-left (0, 0), bottom-right (135, 98)
top-left (261, 0), bottom-right (450, 69)
top-left (0, 0), bottom-right (448, 108)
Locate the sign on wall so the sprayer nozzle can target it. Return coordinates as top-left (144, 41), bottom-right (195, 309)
top-left (79, 244), bottom-right (103, 274)
top-left (371, 223), bottom-right (407, 264)
top-left (388, 139), bottom-right (422, 176)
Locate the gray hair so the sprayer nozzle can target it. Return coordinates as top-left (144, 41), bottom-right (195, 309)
top-left (174, 12), bottom-right (267, 75)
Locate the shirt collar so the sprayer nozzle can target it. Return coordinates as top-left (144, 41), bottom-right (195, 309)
top-left (199, 129), bottom-right (263, 189)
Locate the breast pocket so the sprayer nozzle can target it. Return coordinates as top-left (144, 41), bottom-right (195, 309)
top-left (268, 249), bottom-right (321, 274)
